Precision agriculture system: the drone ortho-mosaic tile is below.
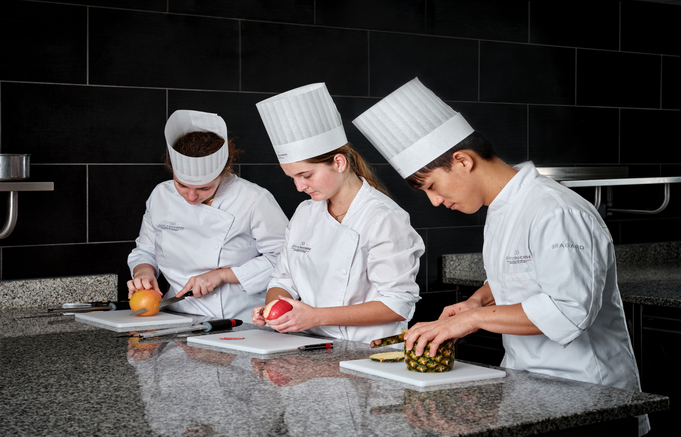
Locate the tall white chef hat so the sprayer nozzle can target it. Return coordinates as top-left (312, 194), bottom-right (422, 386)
top-left (256, 83), bottom-right (348, 164)
top-left (165, 110), bottom-right (229, 185)
top-left (352, 77), bottom-right (475, 179)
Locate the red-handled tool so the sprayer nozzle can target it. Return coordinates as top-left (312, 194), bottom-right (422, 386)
top-left (121, 318), bottom-right (243, 338)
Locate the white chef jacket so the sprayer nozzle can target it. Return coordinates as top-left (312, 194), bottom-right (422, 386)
top-left (128, 175), bottom-right (288, 320)
top-left (484, 162), bottom-right (649, 435)
top-left (268, 178), bottom-right (424, 343)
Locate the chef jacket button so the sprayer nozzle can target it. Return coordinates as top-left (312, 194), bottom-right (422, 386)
top-left (213, 245), bottom-right (218, 250)
top-left (341, 269), bottom-right (347, 275)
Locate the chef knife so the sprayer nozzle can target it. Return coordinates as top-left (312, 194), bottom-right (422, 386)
top-left (48, 301), bottom-right (130, 313)
top-left (370, 332), bottom-right (405, 348)
top-left (132, 290), bottom-right (194, 315)
top-left (127, 318), bottom-right (242, 338)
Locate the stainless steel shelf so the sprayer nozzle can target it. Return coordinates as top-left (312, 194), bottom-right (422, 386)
top-left (0, 181), bottom-right (54, 192)
top-left (561, 176), bottom-right (681, 188)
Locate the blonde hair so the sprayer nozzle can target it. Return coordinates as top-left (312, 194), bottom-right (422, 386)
top-left (305, 144), bottom-right (389, 196)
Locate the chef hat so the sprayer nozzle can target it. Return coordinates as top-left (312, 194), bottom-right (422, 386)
top-left (352, 78), bottom-right (474, 178)
top-left (256, 83), bottom-right (348, 164)
top-left (165, 110), bottom-right (229, 185)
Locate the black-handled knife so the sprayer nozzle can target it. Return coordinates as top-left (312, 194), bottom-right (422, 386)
top-left (132, 290), bottom-right (194, 315)
top-left (123, 318), bottom-right (242, 338)
top-left (48, 301), bottom-right (130, 313)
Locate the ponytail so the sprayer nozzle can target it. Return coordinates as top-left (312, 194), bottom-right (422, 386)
top-left (305, 144), bottom-right (389, 196)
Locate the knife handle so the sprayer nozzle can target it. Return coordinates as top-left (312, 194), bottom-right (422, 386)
top-left (202, 319), bottom-right (242, 331)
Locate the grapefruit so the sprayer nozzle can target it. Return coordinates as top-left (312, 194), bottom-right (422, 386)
top-left (130, 289), bottom-right (162, 317)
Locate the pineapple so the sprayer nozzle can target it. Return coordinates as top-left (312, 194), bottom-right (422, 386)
top-left (369, 351), bottom-right (405, 362)
top-left (405, 338), bottom-right (455, 373)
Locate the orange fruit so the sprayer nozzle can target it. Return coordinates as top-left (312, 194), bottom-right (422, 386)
top-left (130, 289), bottom-right (162, 317)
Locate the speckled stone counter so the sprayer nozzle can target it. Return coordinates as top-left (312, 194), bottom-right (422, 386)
top-left (443, 242), bottom-right (681, 308)
top-left (0, 274), bottom-right (118, 310)
top-left (0, 308), bottom-right (668, 436)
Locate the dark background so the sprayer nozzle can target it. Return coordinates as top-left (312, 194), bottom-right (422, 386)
top-left (1, 0), bottom-right (679, 303)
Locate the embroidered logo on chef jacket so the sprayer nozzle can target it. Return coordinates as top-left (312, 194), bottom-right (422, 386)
top-left (292, 241), bottom-right (311, 253)
top-left (505, 250), bottom-right (532, 264)
top-left (551, 242), bottom-right (585, 250)
top-left (158, 221), bottom-right (185, 231)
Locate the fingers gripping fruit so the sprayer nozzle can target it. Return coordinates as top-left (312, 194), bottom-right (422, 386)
top-left (263, 299), bottom-right (293, 320)
top-left (405, 338), bottom-right (455, 373)
top-left (129, 289), bottom-right (163, 317)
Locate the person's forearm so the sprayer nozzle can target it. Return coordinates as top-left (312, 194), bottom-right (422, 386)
top-left (315, 301), bottom-right (404, 327)
top-left (266, 287), bottom-right (293, 304)
top-left (216, 267), bottom-right (239, 285)
top-left (471, 303), bottom-right (541, 336)
top-left (133, 263), bottom-right (156, 279)
top-left (470, 282), bottom-right (495, 307)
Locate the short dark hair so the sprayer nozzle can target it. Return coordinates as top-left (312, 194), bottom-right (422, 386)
top-left (405, 131), bottom-right (496, 189)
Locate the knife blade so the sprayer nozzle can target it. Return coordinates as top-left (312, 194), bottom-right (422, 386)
top-left (132, 290), bottom-right (194, 315)
top-left (122, 318), bottom-right (242, 338)
top-left (370, 332), bottom-right (405, 348)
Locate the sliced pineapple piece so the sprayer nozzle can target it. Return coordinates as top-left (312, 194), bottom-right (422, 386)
top-left (369, 351), bottom-right (405, 362)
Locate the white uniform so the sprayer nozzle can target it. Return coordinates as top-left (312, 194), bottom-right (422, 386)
top-left (269, 179), bottom-right (424, 343)
top-left (484, 162), bottom-right (648, 435)
top-left (128, 175), bottom-right (288, 320)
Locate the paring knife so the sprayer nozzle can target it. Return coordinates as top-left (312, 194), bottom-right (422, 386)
top-left (370, 332), bottom-right (405, 348)
top-left (122, 318), bottom-right (242, 338)
top-left (132, 290), bottom-right (194, 315)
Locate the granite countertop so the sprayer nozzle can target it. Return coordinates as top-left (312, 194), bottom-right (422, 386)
top-left (443, 241), bottom-right (681, 308)
top-left (0, 308), bottom-right (668, 436)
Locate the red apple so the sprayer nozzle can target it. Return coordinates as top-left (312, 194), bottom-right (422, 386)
top-left (263, 299), bottom-right (293, 320)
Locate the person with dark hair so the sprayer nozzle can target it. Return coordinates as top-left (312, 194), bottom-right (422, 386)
top-left (354, 78), bottom-right (649, 435)
top-left (251, 83), bottom-right (424, 343)
top-left (127, 110), bottom-right (288, 320)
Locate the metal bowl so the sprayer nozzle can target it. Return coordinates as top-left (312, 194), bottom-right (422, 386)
top-left (0, 154), bottom-right (31, 181)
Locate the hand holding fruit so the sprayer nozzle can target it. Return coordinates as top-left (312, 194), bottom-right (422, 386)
top-left (266, 298), bottom-right (318, 334)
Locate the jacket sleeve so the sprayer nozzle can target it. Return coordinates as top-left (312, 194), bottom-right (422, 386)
top-left (230, 190), bottom-right (289, 295)
top-left (521, 208), bottom-right (612, 346)
top-left (127, 196), bottom-right (159, 277)
top-left (366, 210), bottom-right (424, 321)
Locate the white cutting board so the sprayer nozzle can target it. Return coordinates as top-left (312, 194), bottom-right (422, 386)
top-left (188, 329), bottom-right (333, 354)
top-left (75, 309), bottom-right (193, 330)
top-left (340, 359), bottom-right (505, 387)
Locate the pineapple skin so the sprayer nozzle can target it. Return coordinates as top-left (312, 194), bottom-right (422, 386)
top-left (405, 338), bottom-right (455, 373)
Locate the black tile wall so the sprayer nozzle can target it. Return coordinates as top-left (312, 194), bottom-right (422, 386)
top-left (1, 1), bottom-right (86, 84)
top-left (621, 0), bottom-right (680, 55)
top-left (1, 83), bottom-right (166, 163)
top-left (241, 21), bottom-right (368, 95)
top-left (480, 42), bottom-right (576, 105)
top-left (169, 90), bottom-right (280, 164)
top-left (621, 109), bottom-right (681, 164)
top-left (38, 0), bottom-right (167, 11)
top-left (317, 0), bottom-right (425, 33)
top-left (662, 56), bottom-right (680, 110)
top-left (577, 50), bottom-right (661, 108)
top-left (89, 165), bottom-right (170, 243)
top-left (451, 102), bottom-right (528, 165)
top-left (369, 33), bottom-right (478, 100)
top-left (0, 165), bottom-right (86, 246)
top-left (529, 106), bottom-right (619, 165)
top-left (0, 0), bottom-right (678, 297)
top-left (530, 0), bottom-right (619, 50)
top-left (426, 0), bottom-right (528, 43)
top-left (89, 8), bottom-right (240, 90)
top-left (169, 0), bottom-right (314, 24)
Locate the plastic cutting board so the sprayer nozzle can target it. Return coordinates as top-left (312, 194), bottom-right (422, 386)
top-left (74, 309), bottom-right (193, 330)
top-left (188, 329), bottom-right (333, 354)
top-left (339, 359), bottom-right (506, 387)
